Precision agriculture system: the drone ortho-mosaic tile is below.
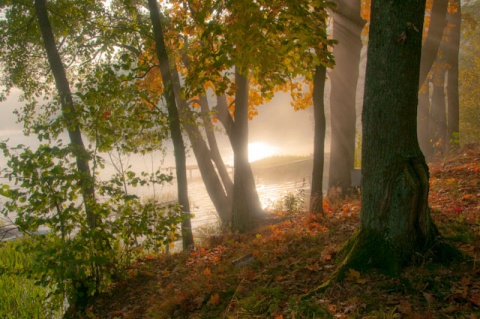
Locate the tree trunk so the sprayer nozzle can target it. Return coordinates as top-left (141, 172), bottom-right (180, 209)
top-left (231, 68), bottom-right (263, 233)
top-left (176, 42), bottom-right (233, 224)
top-left (338, 0), bottom-right (459, 277)
top-left (445, 3), bottom-right (461, 150)
top-left (417, 83), bottom-right (433, 158)
top-left (199, 94), bottom-right (234, 200)
top-left (310, 65), bottom-right (327, 214)
top-left (147, 0), bottom-right (193, 250)
top-left (419, 0), bottom-right (448, 88)
top-left (171, 74), bottom-right (233, 225)
top-left (34, 0), bottom-right (98, 229)
top-left (431, 67), bottom-right (447, 155)
top-left (328, 0), bottom-right (364, 193)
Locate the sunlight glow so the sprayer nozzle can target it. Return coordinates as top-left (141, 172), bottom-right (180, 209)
top-left (248, 142), bottom-right (279, 162)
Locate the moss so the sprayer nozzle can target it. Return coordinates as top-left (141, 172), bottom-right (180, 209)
top-left (335, 228), bottom-right (403, 279)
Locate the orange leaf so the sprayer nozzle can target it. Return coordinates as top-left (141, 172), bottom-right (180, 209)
top-left (204, 267), bottom-right (211, 276)
top-left (398, 299), bottom-right (412, 315)
top-left (275, 314), bottom-right (284, 319)
top-left (209, 293), bottom-right (220, 306)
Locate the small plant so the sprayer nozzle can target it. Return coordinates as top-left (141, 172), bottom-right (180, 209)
top-left (0, 239), bottom-right (62, 319)
top-left (0, 140), bottom-right (186, 314)
top-left (282, 179), bottom-right (307, 213)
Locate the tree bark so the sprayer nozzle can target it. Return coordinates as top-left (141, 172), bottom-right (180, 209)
top-left (147, 0), bottom-right (193, 250)
top-left (338, 0), bottom-right (460, 277)
top-left (328, 0), bottom-right (365, 193)
top-left (34, 0), bottom-right (98, 229)
top-left (231, 68), bottom-right (263, 233)
top-left (445, 3), bottom-right (461, 150)
top-left (310, 65), bottom-right (327, 214)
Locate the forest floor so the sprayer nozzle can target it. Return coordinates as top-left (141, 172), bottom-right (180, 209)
top-left (83, 148), bottom-right (480, 319)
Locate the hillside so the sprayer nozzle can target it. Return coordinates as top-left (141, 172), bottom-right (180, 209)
top-left (82, 148), bottom-right (480, 319)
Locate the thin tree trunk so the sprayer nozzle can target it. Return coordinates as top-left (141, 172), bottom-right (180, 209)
top-left (199, 95), bottom-right (234, 200)
top-left (417, 83), bottom-right (433, 158)
top-left (419, 0), bottom-right (448, 88)
top-left (34, 0), bottom-right (98, 229)
top-left (176, 40), bottom-right (233, 224)
top-left (310, 65), bottom-right (327, 214)
top-left (431, 67), bottom-right (447, 155)
top-left (147, 0), bottom-right (193, 250)
top-left (445, 3), bottom-right (461, 150)
top-left (328, 0), bottom-right (364, 193)
top-left (170, 73), bottom-right (233, 225)
top-left (231, 68), bottom-right (263, 233)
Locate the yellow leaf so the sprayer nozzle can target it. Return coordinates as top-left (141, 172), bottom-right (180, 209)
top-left (209, 293), bottom-right (220, 306)
top-left (346, 268), bottom-right (360, 281)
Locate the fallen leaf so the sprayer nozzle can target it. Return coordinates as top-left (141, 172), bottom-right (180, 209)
top-left (346, 268), bottom-right (361, 282)
top-left (204, 267), bottom-right (211, 276)
top-left (398, 299), bottom-right (412, 315)
top-left (443, 304), bottom-right (457, 313)
top-left (423, 292), bottom-right (434, 306)
top-left (209, 293), bottom-right (220, 306)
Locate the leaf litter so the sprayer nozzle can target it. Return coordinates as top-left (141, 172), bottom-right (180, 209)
top-left (83, 148), bottom-right (480, 318)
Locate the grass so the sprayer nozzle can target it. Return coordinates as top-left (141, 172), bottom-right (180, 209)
top-left (0, 239), bottom-right (62, 319)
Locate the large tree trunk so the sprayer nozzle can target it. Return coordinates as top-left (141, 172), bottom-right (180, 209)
top-left (231, 69), bottom-right (263, 233)
top-left (338, 0), bottom-right (459, 277)
top-left (147, 0), bottom-right (193, 250)
top-left (310, 65), bottom-right (327, 214)
top-left (445, 3), bottom-right (461, 151)
top-left (34, 0), bottom-right (98, 229)
top-left (328, 0), bottom-right (364, 193)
